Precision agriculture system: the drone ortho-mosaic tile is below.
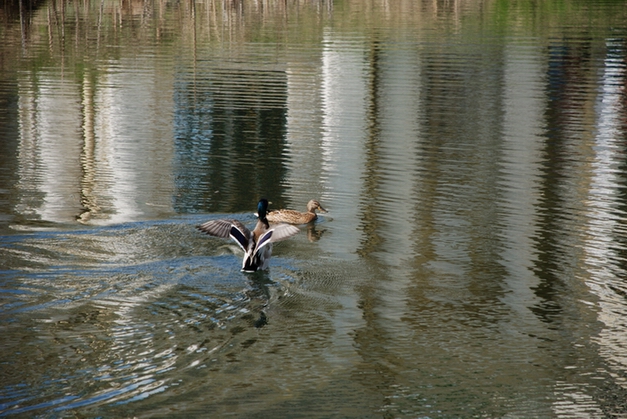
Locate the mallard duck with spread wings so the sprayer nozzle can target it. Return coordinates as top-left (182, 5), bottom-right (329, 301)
top-left (197, 199), bottom-right (300, 272)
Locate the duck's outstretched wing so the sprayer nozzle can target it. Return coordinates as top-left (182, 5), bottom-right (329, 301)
top-left (197, 219), bottom-right (251, 252)
top-left (197, 219), bottom-right (237, 237)
top-left (254, 224), bottom-right (300, 254)
top-left (228, 221), bottom-right (251, 252)
top-left (269, 223), bottom-right (301, 242)
top-left (247, 224), bottom-right (298, 267)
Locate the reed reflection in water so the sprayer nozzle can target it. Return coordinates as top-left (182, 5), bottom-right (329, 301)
top-left (1, 0), bottom-right (627, 417)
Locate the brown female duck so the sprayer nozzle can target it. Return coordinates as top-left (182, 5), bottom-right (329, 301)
top-left (266, 199), bottom-right (327, 225)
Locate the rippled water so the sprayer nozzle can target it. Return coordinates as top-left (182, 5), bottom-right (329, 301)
top-left (2, 0), bottom-right (627, 417)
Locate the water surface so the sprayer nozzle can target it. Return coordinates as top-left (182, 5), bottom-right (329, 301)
top-left (2, 0), bottom-right (627, 417)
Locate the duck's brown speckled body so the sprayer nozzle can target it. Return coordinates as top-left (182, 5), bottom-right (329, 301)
top-left (266, 199), bottom-right (327, 225)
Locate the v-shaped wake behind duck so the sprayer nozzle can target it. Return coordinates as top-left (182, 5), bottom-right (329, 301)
top-left (197, 199), bottom-right (300, 272)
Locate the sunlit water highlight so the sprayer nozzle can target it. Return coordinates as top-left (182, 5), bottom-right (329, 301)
top-left (1, 0), bottom-right (627, 417)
